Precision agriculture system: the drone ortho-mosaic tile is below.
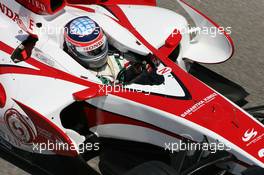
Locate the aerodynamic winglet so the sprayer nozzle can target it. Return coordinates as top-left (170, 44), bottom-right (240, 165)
top-left (73, 86), bottom-right (107, 101)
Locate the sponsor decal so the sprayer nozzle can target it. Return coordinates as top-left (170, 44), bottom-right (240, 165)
top-left (17, 17), bottom-right (35, 32)
top-left (4, 109), bottom-right (37, 145)
top-left (242, 128), bottom-right (264, 147)
top-left (156, 67), bottom-right (172, 75)
top-left (81, 38), bottom-right (104, 52)
top-left (259, 148), bottom-right (264, 158)
top-left (33, 48), bottom-right (56, 67)
top-left (24, 0), bottom-right (46, 12)
top-left (37, 126), bottom-right (53, 140)
top-left (14, 101), bottom-right (78, 156)
top-left (242, 128), bottom-right (258, 142)
top-left (0, 83), bottom-right (6, 108)
top-left (181, 93), bottom-right (218, 117)
top-left (0, 3), bottom-right (35, 31)
top-left (0, 2), bottom-right (19, 22)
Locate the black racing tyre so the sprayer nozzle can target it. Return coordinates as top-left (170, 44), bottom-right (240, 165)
top-left (124, 161), bottom-right (179, 175)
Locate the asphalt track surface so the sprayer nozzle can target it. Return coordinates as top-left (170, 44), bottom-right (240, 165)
top-left (1, 0), bottom-right (264, 174)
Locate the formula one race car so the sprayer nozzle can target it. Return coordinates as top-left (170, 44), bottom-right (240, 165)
top-left (0, 0), bottom-right (263, 175)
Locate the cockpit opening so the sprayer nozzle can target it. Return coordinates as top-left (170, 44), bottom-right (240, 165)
top-left (63, 16), bottom-right (165, 86)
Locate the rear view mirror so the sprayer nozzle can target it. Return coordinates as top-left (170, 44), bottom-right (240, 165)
top-left (11, 35), bottom-right (38, 63)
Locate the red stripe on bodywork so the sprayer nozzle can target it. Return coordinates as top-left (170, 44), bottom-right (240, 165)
top-left (0, 41), bottom-right (98, 88)
top-left (103, 5), bottom-right (264, 166)
top-left (66, 0), bottom-right (157, 6)
top-left (0, 83), bottom-right (6, 108)
top-left (67, 4), bottom-right (95, 13)
top-left (14, 100), bottom-right (78, 157)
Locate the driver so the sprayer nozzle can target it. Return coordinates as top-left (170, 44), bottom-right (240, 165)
top-left (64, 16), bottom-right (108, 69)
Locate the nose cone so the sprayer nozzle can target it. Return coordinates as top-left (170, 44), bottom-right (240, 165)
top-left (186, 95), bottom-right (264, 167)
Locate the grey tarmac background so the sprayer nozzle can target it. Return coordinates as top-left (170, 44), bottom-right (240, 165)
top-left (0, 0), bottom-right (264, 174)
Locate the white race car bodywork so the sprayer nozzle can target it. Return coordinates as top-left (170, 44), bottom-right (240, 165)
top-left (0, 0), bottom-right (263, 175)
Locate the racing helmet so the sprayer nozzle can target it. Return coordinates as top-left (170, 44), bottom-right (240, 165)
top-left (64, 16), bottom-right (108, 69)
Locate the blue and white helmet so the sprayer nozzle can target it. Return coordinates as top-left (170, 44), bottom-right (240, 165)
top-left (64, 16), bottom-right (108, 69)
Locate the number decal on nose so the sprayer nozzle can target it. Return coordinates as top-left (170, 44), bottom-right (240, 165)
top-left (157, 67), bottom-right (172, 75)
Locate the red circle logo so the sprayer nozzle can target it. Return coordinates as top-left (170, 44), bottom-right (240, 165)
top-left (4, 109), bottom-right (37, 145)
top-left (0, 83), bottom-right (6, 108)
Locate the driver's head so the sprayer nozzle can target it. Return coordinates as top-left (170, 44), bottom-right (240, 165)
top-left (64, 16), bottom-right (108, 69)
